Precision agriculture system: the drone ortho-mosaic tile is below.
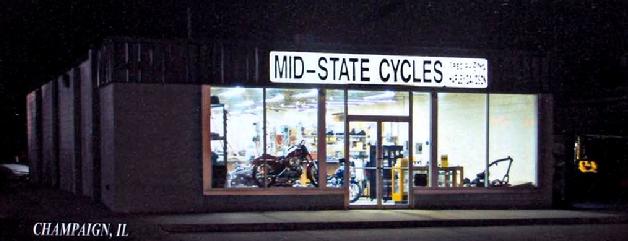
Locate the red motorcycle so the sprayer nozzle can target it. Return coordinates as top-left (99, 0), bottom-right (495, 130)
top-left (251, 141), bottom-right (319, 187)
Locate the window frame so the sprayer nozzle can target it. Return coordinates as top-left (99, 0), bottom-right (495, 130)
top-left (203, 85), bottom-right (345, 195)
top-left (415, 92), bottom-right (541, 192)
top-left (202, 85), bottom-right (542, 196)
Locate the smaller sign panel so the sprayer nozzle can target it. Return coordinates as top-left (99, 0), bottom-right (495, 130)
top-left (270, 51), bottom-right (488, 88)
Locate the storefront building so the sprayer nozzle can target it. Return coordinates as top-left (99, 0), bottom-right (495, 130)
top-left (26, 38), bottom-right (553, 213)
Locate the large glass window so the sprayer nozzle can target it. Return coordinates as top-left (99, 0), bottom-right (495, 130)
top-left (211, 87), bottom-right (263, 188)
top-left (265, 88), bottom-right (318, 188)
top-left (206, 86), bottom-right (539, 191)
top-left (326, 89), bottom-right (345, 188)
top-left (488, 94), bottom-right (537, 187)
top-left (210, 87), bottom-right (319, 189)
top-left (437, 93), bottom-right (487, 188)
top-left (412, 92), bottom-right (431, 187)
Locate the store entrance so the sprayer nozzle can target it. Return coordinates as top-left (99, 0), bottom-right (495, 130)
top-left (347, 119), bottom-right (410, 208)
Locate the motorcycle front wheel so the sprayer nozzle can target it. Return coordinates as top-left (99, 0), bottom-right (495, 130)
top-left (349, 182), bottom-right (362, 203)
top-left (307, 162), bottom-right (319, 187)
top-left (252, 163), bottom-right (275, 187)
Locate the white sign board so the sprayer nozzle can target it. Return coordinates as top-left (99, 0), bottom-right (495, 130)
top-left (270, 51), bottom-right (487, 88)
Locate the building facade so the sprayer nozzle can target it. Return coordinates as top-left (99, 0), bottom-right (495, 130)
top-left (26, 37), bottom-right (553, 213)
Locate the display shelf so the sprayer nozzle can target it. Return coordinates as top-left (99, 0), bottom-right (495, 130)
top-left (210, 101), bottom-right (228, 188)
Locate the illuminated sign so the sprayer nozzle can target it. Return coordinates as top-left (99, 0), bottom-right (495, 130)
top-left (578, 160), bottom-right (598, 173)
top-left (270, 51), bottom-right (488, 88)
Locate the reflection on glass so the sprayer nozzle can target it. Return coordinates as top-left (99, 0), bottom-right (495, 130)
top-left (438, 93), bottom-right (487, 188)
top-left (488, 94), bottom-right (537, 187)
top-left (264, 88), bottom-right (319, 188)
top-left (211, 87), bottom-right (263, 188)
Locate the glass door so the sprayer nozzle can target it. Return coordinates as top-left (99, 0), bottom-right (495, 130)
top-left (380, 122), bottom-right (409, 206)
top-left (348, 120), bottom-right (410, 208)
top-left (348, 121), bottom-right (378, 206)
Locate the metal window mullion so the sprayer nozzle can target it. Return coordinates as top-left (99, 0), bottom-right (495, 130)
top-left (485, 93), bottom-right (490, 188)
top-left (343, 88), bottom-right (350, 207)
top-left (376, 121), bottom-right (383, 207)
top-left (430, 91), bottom-right (438, 188)
top-left (408, 91), bottom-right (413, 206)
top-left (263, 88), bottom-right (267, 189)
top-left (317, 89), bottom-right (327, 189)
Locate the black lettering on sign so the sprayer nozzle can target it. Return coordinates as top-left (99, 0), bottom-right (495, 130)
top-left (379, 59), bottom-right (390, 82)
top-left (349, 58), bottom-right (359, 81)
top-left (294, 56), bottom-right (304, 78)
top-left (434, 60), bottom-right (443, 83)
top-left (412, 60), bottom-right (421, 82)
top-left (339, 58), bottom-right (349, 81)
top-left (318, 57), bottom-right (328, 80)
top-left (423, 60), bottom-right (432, 83)
top-left (330, 57), bottom-right (339, 80)
top-left (401, 59), bottom-right (411, 82)
top-left (361, 58), bottom-right (370, 82)
top-left (275, 55), bottom-right (288, 78)
top-left (391, 59), bottom-right (401, 82)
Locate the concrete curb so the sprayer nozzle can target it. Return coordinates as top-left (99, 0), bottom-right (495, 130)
top-left (160, 216), bottom-right (628, 233)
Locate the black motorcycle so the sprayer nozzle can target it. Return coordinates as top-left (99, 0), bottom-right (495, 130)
top-left (327, 158), bottom-right (362, 203)
top-left (464, 156), bottom-right (514, 187)
top-left (251, 141), bottom-right (318, 187)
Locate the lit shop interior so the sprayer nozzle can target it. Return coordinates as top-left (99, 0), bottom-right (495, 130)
top-left (208, 87), bottom-right (538, 206)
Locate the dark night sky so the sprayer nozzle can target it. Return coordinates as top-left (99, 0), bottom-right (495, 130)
top-left (0, 0), bottom-right (626, 161)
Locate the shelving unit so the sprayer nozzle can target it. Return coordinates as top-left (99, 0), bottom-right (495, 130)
top-left (210, 102), bottom-right (227, 188)
top-left (325, 132), bottom-right (369, 162)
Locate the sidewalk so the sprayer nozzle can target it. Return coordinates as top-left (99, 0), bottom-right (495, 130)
top-left (142, 209), bottom-right (628, 233)
top-left (4, 186), bottom-right (628, 234)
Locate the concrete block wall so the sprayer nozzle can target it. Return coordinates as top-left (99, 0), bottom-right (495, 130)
top-left (79, 59), bottom-right (96, 198)
top-left (40, 82), bottom-right (58, 187)
top-left (26, 91), bottom-right (41, 183)
top-left (99, 84), bottom-right (115, 209)
top-left (57, 74), bottom-right (77, 193)
top-left (99, 83), bottom-right (204, 212)
top-left (26, 57), bottom-right (96, 198)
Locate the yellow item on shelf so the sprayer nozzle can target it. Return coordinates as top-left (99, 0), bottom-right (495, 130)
top-left (441, 154), bottom-right (449, 168)
top-left (392, 158), bottom-right (408, 202)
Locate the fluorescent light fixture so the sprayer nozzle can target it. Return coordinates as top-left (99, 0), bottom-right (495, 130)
top-left (292, 89), bottom-right (317, 98)
top-left (219, 87), bottom-right (245, 97)
top-left (267, 94), bottom-right (284, 103)
top-left (363, 91), bottom-right (395, 100)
